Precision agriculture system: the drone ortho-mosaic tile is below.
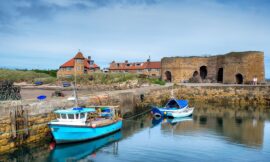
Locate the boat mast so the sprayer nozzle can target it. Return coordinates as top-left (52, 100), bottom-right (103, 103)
top-left (74, 58), bottom-right (79, 107)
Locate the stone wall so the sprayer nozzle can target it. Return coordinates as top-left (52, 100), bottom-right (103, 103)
top-left (161, 51), bottom-right (265, 84)
top-left (139, 85), bottom-right (270, 107)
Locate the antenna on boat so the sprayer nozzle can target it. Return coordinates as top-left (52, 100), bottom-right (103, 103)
top-left (73, 58), bottom-right (79, 107)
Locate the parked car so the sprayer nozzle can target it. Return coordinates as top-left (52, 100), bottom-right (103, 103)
top-left (62, 82), bottom-right (71, 87)
top-left (34, 81), bottom-right (43, 86)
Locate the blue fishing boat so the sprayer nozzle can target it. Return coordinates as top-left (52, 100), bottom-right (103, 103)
top-left (48, 106), bottom-right (122, 144)
top-left (151, 99), bottom-right (189, 117)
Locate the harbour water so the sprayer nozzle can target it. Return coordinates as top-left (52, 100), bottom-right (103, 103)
top-left (2, 105), bottom-right (270, 162)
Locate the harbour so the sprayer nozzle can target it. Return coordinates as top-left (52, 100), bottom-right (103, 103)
top-left (0, 103), bottom-right (269, 161)
top-left (1, 1), bottom-right (270, 161)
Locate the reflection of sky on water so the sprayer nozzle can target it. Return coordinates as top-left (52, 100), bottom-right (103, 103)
top-left (263, 121), bottom-right (270, 152)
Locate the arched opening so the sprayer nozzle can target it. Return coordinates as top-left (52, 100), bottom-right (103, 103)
top-left (200, 66), bottom-right (207, 80)
top-left (235, 73), bottom-right (243, 84)
top-left (165, 71), bottom-right (172, 82)
top-left (193, 71), bottom-right (199, 77)
top-left (217, 68), bottom-right (223, 83)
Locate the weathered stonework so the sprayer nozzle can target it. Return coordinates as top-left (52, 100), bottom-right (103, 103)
top-left (161, 51), bottom-right (265, 84)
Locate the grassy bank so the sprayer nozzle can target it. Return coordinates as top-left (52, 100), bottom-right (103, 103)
top-left (0, 69), bottom-right (165, 86)
top-left (60, 73), bottom-right (166, 85)
top-left (0, 69), bottom-right (56, 83)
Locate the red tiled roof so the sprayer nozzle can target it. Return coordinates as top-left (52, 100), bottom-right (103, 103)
top-left (109, 61), bottom-right (160, 70)
top-left (91, 63), bottom-right (100, 69)
top-left (60, 58), bottom-right (74, 67)
top-left (145, 61), bottom-right (161, 69)
top-left (60, 52), bottom-right (99, 69)
top-left (74, 52), bottom-right (84, 59)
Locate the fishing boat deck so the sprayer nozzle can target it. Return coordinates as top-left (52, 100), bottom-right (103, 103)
top-left (88, 118), bottom-right (116, 127)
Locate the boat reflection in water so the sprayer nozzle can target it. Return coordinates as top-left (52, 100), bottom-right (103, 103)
top-left (151, 116), bottom-right (193, 128)
top-left (48, 131), bottom-right (122, 162)
top-left (167, 117), bottom-right (193, 125)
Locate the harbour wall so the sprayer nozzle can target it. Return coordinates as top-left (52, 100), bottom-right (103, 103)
top-left (0, 85), bottom-right (270, 154)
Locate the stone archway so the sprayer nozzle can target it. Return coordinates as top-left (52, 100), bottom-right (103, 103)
top-left (165, 71), bottom-right (172, 82)
top-left (235, 73), bottom-right (243, 84)
top-left (217, 68), bottom-right (223, 83)
top-left (200, 66), bottom-right (207, 80)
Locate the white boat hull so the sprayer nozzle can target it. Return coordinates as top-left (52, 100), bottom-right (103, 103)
top-left (167, 107), bottom-right (194, 118)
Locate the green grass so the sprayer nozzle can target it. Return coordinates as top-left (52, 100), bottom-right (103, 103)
top-left (69, 72), bottom-right (140, 84)
top-left (31, 69), bottom-right (57, 77)
top-left (146, 78), bottom-right (166, 85)
top-left (59, 72), bottom-right (166, 86)
top-left (1, 68), bottom-right (166, 86)
top-left (0, 69), bottom-right (56, 83)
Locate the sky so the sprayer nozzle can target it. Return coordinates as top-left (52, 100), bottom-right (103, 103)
top-left (0, 0), bottom-right (269, 78)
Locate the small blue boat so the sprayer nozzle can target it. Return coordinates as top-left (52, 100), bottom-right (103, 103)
top-left (151, 99), bottom-right (189, 117)
top-left (48, 107), bottom-right (122, 144)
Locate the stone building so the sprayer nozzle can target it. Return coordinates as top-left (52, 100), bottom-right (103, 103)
top-left (57, 51), bottom-right (100, 78)
top-left (161, 51), bottom-right (265, 84)
top-left (109, 59), bottom-right (161, 77)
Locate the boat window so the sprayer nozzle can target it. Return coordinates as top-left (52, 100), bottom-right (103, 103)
top-left (61, 114), bottom-right (67, 119)
top-left (68, 114), bottom-right (74, 119)
top-left (56, 114), bottom-right (60, 119)
top-left (80, 113), bottom-right (85, 119)
top-left (75, 113), bottom-right (79, 119)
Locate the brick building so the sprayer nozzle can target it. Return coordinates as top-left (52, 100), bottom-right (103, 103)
top-left (161, 51), bottom-right (265, 84)
top-left (57, 51), bottom-right (100, 78)
top-left (109, 59), bottom-right (161, 77)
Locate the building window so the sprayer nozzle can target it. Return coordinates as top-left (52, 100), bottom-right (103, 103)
top-left (127, 64), bottom-right (130, 67)
top-left (66, 67), bottom-right (72, 71)
top-left (77, 67), bottom-right (80, 70)
top-left (148, 69), bottom-right (151, 72)
top-left (65, 75), bottom-right (72, 78)
top-left (137, 70), bottom-right (142, 73)
top-left (76, 59), bottom-right (83, 63)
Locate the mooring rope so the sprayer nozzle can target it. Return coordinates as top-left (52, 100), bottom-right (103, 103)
top-left (124, 108), bottom-right (151, 120)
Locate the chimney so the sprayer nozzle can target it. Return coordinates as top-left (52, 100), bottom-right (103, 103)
top-left (147, 55), bottom-right (151, 62)
top-left (125, 60), bottom-right (128, 63)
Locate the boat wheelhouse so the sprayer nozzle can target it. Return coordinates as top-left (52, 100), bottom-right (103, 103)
top-left (151, 99), bottom-right (189, 117)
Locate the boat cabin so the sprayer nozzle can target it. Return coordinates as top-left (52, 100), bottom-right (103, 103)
top-left (165, 99), bottom-right (188, 109)
top-left (54, 108), bottom-right (96, 125)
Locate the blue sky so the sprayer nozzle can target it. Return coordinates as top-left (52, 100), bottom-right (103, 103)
top-left (0, 0), bottom-right (269, 78)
